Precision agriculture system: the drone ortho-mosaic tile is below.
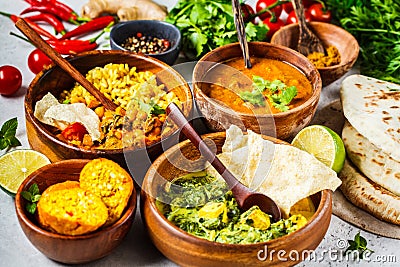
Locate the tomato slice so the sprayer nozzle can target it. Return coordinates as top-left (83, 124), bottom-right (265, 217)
top-left (61, 122), bottom-right (88, 141)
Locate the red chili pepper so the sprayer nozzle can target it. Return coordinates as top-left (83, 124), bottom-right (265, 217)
top-left (59, 16), bottom-right (116, 40)
top-left (23, 13), bottom-right (66, 35)
top-left (20, 5), bottom-right (77, 23)
top-left (52, 41), bottom-right (98, 55)
top-left (0, 10), bottom-right (56, 39)
top-left (61, 122), bottom-right (88, 142)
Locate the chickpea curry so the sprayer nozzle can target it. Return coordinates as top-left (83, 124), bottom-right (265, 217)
top-left (202, 57), bottom-right (313, 114)
top-left (35, 63), bottom-right (181, 150)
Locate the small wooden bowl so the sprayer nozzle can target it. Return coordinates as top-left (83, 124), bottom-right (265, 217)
top-left (193, 42), bottom-right (322, 140)
top-left (14, 159), bottom-right (137, 264)
top-left (25, 50), bottom-right (192, 169)
top-left (141, 132), bottom-right (332, 267)
top-left (271, 22), bottom-right (359, 87)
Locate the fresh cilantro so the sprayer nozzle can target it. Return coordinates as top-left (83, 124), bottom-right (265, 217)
top-left (0, 118), bottom-right (22, 151)
top-left (268, 86), bottom-right (298, 112)
top-left (239, 90), bottom-right (266, 107)
top-left (138, 100), bottom-right (166, 115)
top-left (62, 99), bottom-right (71, 104)
top-left (345, 232), bottom-right (374, 259)
top-left (151, 104), bottom-right (166, 115)
top-left (166, 0), bottom-right (268, 58)
top-left (21, 183), bottom-right (41, 214)
top-left (240, 76), bottom-right (298, 112)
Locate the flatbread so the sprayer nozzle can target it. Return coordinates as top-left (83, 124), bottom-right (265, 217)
top-left (34, 92), bottom-right (101, 141)
top-left (207, 125), bottom-right (342, 216)
top-left (342, 120), bottom-right (400, 196)
top-left (340, 74), bottom-right (400, 161)
top-left (339, 159), bottom-right (400, 225)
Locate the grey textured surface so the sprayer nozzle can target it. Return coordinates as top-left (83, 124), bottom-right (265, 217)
top-left (0, 1), bottom-right (399, 266)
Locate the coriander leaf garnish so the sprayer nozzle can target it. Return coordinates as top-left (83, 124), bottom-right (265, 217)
top-left (345, 232), bottom-right (374, 259)
top-left (21, 183), bottom-right (41, 214)
top-left (151, 104), bottom-right (166, 115)
top-left (239, 90), bottom-right (266, 107)
top-left (240, 76), bottom-right (298, 111)
top-left (0, 118), bottom-right (22, 151)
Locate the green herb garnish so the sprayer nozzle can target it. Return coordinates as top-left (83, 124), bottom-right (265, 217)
top-left (0, 118), bottom-right (22, 151)
top-left (239, 90), bottom-right (266, 107)
top-left (21, 183), bottom-right (41, 214)
top-left (268, 86), bottom-right (298, 112)
top-left (166, 0), bottom-right (268, 58)
top-left (138, 100), bottom-right (166, 115)
top-left (239, 76), bottom-right (298, 112)
top-left (345, 232), bottom-right (374, 259)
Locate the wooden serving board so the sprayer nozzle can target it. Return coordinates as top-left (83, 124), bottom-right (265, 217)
top-left (311, 100), bottom-right (400, 239)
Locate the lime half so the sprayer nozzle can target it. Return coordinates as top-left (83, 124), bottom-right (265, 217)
top-left (0, 149), bottom-right (50, 196)
top-left (291, 125), bottom-right (346, 173)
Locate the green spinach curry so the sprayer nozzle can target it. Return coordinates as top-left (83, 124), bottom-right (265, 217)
top-left (157, 172), bottom-right (309, 244)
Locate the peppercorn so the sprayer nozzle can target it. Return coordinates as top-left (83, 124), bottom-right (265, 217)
top-left (121, 32), bottom-right (170, 54)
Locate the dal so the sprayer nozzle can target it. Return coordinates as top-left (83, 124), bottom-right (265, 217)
top-left (202, 57), bottom-right (313, 114)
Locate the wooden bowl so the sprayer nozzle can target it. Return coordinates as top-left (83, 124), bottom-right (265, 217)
top-left (193, 42), bottom-right (322, 140)
top-left (271, 22), bottom-right (359, 87)
top-left (141, 132), bottom-right (332, 267)
top-left (25, 50), bottom-right (192, 169)
top-left (14, 159), bottom-right (137, 264)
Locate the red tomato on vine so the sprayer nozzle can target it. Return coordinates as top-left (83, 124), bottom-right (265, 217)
top-left (256, 0), bottom-right (282, 21)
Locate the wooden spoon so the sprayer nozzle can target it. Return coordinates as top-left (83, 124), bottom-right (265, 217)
top-left (232, 0), bottom-right (252, 68)
top-left (292, 0), bottom-right (325, 56)
top-left (166, 103), bottom-right (282, 222)
top-left (15, 18), bottom-right (118, 111)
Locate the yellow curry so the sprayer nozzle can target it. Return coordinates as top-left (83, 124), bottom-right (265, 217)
top-left (202, 57), bottom-right (313, 114)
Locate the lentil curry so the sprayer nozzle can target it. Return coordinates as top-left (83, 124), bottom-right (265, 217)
top-left (202, 57), bottom-right (313, 114)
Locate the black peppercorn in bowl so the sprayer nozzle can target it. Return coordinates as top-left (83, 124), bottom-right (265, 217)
top-left (110, 20), bottom-right (181, 65)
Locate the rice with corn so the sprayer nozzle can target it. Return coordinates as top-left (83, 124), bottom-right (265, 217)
top-left (60, 63), bottom-right (181, 149)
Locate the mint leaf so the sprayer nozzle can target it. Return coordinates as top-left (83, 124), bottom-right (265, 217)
top-left (345, 232), bottom-right (374, 260)
top-left (21, 191), bottom-right (32, 201)
top-left (0, 118), bottom-right (21, 151)
top-left (26, 203), bottom-right (37, 215)
top-left (29, 183), bottom-right (40, 196)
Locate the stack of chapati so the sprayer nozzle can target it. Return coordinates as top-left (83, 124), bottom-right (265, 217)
top-left (339, 74), bottom-right (400, 225)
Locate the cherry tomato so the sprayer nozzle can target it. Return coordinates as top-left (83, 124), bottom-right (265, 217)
top-left (0, 65), bottom-right (22, 96)
top-left (308, 3), bottom-right (332, 22)
top-left (28, 48), bottom-right (53, 74)
top-left (256, 0), bottom-right (282, 21)
top-left (264, 17), bottom-right (285, 39)
top-left (286, 9), bottom-right (312, 24)
top-left (281, 2), bottom-right (293, 14)
top-left (61, 122), bottom-right (88, 142)
top-left (241, 3), bottom-right (256, 23)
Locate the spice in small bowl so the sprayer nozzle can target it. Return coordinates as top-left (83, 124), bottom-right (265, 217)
top-left (121, 33), bottom-right (170, 54)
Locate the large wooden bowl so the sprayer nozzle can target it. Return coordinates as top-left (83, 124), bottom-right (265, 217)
top-left (193, 42), bottom-right (322, 141)
top-left (271, 22), bottom-right (359, 87)
top-left (141, 132), bottom-right (332, 267)
top-left (14, 159), bottom-right (137, 264)
top-left (25, 50), bottom-right (193, 169)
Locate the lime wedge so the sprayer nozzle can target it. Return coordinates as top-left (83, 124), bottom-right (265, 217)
top-left (291, 125), bottom-right (346, 173)
top-left (0, 149), bottom-right (50, 196)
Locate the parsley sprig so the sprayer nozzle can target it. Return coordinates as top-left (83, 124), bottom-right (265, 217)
top-left (345, 232), bottom-right (374, 259)
top-left (0, 118), bottom-right (22, 151)
top-left (21, 183), bottom-right (41, 214)
top-left (239, 76), bottom-right (298, 112)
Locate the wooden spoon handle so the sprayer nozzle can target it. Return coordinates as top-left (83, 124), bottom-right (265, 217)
top-left (15, 18), bottom-right (118, 111)
top-left (292, 0), bottom-right (308, 34)
top-left (166, 103), bottom-right (243, 190)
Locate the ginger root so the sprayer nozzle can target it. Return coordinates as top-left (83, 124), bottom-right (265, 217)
top-left (81, 0), bottom-right (168, 21)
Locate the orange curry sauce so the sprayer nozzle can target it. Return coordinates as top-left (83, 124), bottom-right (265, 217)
top-left (202, 57), bottom-right (313, 114)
